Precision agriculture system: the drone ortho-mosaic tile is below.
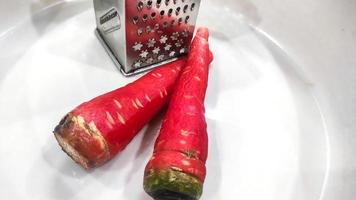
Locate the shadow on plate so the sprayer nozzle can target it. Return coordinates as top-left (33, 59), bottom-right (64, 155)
top-left (42, 136), bottom-right (89, 179)
top-left (122, 112), bottom-right (165, 199)
top-left (30, 0), bottom-right (91, 35)
top-left (202, 118), bottom-right (222, 199)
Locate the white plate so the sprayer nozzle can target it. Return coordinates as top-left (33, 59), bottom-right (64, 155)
top-left (1, 0), bottom-right (355, 199)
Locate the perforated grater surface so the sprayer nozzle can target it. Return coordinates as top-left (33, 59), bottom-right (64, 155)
top-left (93, 0), bottom-right (201, 76)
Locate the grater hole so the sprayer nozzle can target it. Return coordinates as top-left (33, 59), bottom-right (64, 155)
top-left (146, 57), bottom-right (154, 64)
top-left (151, 12), bottom-right (156, 19)
top-left (133, 60), bottom-right (142, 68)
top-left (154, 23), bottom-right (160, 30)
top-left (133, 16), bottom-right (139, 24)
top-left (147, 0), bottom-right (153, 8)
top-left (158, 54), bottom-right (165, 61)
top-left (162, 21), bottom-right (168, 28)
top-left (137, 1), bottom-right (144, 11)
top-left (183, 5), bottom-right (188, 13)
top-left (137, 28), bottom-right (143, 36)
top-left (146, 25), bottom-right (152, 33)
top-left (185, 15), bottom-right (190, 24)
top-left (142, 14), bottom-right (148, 22)
top-left (170, 20), bottom-right (175, 27)
top-left (182, 29), bottom-right (189, 37)
top-left (147, 38), bottom-right (156, 48)
top-left (191, 3), bottom-right (196, 11)
top-left (175, 7), bottom-right (181, 16)
top-left (178, 17), bottom-right (183, 25)
top-left (169, 51), bottom-right (176, 57)
top-left (171, 32), bottom-right (179, 40)
top-left (173, 0), bottom-right (177, 4)
top-left (156, 0), bottom-right (162, 8)
top-left (180, 46), bottom-right (187, 54)
top-left (160, 10), bottom-right (165, 17)
top-left (165, 0), bottom-right (170, 6)
top-left (168, 8), bottom-right (173, 17)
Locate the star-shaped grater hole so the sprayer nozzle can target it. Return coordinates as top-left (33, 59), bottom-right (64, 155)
top-left (179, 47), bottom-right (187, 54)
top-left (132, 42), bottom-right (143, 51)
top-left (146, 57), bottom-right (154, 64)
top-left (170, 32), bottom-right (179, 41)
top-left (175, 39), bottom-right (183, 47)
top-left (160, 35), bottom-right (168, 44)
top-left (140, 50), bottom-right (149, 58)
top-left (133, 60), bottom-right (142, 68)
top-left (152, 47), bottom-right (161, 54)
top-left (169, 51), bottom-right (176, 57)
top-left (158, 54), bottom-right (165, 61)
top-left (147, 38), bottom-right (156, 48)
top-left (164, 44), bottom-right (172, 51)
top-left (182, 29), bottom-right (189, 37)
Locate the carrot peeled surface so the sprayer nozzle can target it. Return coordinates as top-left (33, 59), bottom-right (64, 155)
top-left (54, 59), bottom-right (186, 169)
top-left (143, 28), bottom-right (213, 200)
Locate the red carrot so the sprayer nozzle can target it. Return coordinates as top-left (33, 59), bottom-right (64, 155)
top-left (54, 59), bottom-right (186, 169)
top-left (143, 28), bottom-right (213, 200)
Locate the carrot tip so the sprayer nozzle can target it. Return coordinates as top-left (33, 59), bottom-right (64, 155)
top-left (196, 27), bottom-right (209, 41)
top-left (53, 114), bottom-right (110, 169)
top-left (144, 168), bottom-right (203, 200)
top-left (54, 133), bottom-right (91, 170)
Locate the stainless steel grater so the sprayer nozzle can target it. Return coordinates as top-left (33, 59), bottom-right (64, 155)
top-left (93, 0), bottom-right (201, 76)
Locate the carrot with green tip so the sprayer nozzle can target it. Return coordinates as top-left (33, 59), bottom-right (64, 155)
top-left (144, 27), bottom-right (213, 200)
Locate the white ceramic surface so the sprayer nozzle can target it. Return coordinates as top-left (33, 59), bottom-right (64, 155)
top-left (0, 0), bottom-right (355, 200)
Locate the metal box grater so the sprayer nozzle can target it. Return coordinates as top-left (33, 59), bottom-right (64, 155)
top-left (93, 0), bottom-right (201, 76)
